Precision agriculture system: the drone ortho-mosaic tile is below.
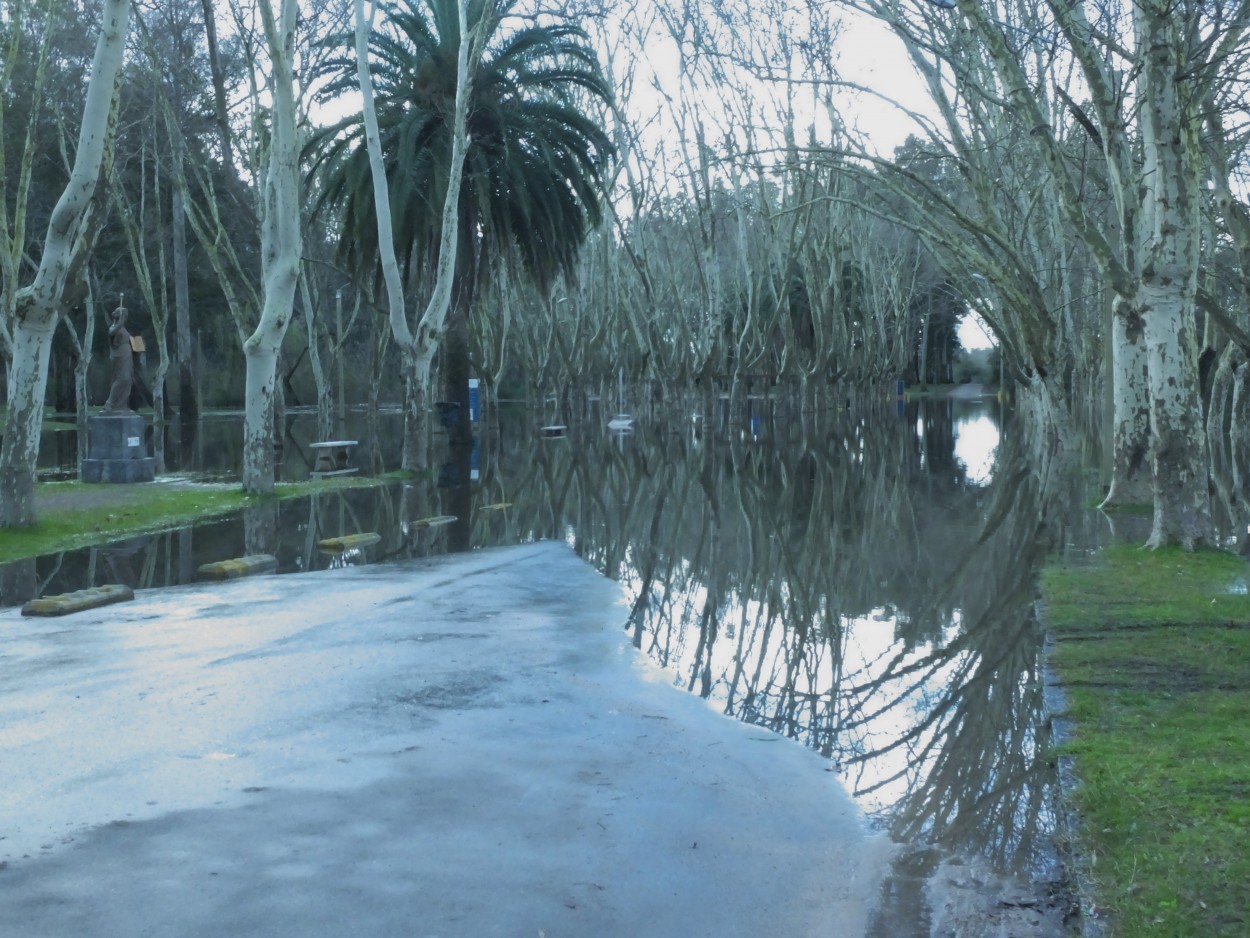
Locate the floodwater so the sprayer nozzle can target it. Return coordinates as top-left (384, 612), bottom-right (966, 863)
top-left (8, 396), bottom-right (1110, 933)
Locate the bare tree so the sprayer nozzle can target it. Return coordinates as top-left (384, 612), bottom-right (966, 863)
top-left (241, 0), bottom-right (302, 495)
top-left (0, 0), bottom-right (131, 527)
top-left (352, 0), bottom-right (475, 471)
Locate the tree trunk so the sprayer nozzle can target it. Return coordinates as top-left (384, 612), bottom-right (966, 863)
top-left (74, 350), bottom-right (90, 469)
top-left (1209, 349), bottom-right (1245, 551)
top-left (172, 180), bottom-right (197, 421)
top-left (367, 321), bottom-right (387, 426)
top-left (298, 271), bottom-right (332, 439)
top-left (73, 289), bottom-right (99, 470)
top-left (1138, 3), bottom-right (1211, 549)
top-left (1207, 345), bottom-right (1241, 458)
top-left (334, 289), bottom-right (349, 429)
top-left (151, 329), bottom-right (171, 472)
top-left (0, 0), bottom-right (130, 527)
top-left (1100, 294), bottom-right (1152, 507)
top-left (917, 305), bottom-right (930, 387)
top-left (242, 0), bottom-right (301, 496)
top-left (1231, 363), bottom-right (1250, 534)
top-left (0, 321), bottom-right (56, 525)
top-left (401, 344), bottom-right (432, 471)
top-left (199, 0), bottom-right (236, 173)
top-left (1142, 284), bottom-right (1211, 548)
top-left (242, 339), bottom-right (280, 493)
top-left (442, 299), bottom-right (472, 447)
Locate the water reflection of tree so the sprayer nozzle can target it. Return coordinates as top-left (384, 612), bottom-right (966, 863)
top-left (487, 402), bottom-right (1094, 871)
top-left (3, 402), bottom-right (1102, 875)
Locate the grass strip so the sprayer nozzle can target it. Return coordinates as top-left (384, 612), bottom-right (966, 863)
top-left (0, 476), bottom-right (383, 563)
top-left (1042, 545), bottom-right (1250, 936)
top-left (0, 416), bottom-right (77, 433)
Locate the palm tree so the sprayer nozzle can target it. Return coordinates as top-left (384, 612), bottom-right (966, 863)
top-left (306, 0), bottom-right (613, 444)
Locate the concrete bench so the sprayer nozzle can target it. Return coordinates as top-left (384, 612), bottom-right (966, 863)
top-left (310, 440), bottom-right (359, 477)
top-left (22, 584), bottom-right (134, 617)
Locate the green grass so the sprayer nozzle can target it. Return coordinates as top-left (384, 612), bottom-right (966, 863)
top-left (0, 476), bottom-right (383, 563)
top-left (1044, 546), bottom-right (1250, 936)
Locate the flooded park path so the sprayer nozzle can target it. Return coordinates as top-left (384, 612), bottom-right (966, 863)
top-left (2, 398), bottom-right (1109, 933)
top-left (1, 543), bottom-right (893, 936)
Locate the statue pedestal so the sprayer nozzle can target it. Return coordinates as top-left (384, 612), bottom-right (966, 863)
top-left (81, 414), bottom-right (156, 483)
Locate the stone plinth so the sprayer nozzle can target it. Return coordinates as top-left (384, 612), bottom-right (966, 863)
top-left (81, 414), bottom-right (156, 484)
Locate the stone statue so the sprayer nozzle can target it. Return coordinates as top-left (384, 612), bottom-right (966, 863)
top-left (103, 303), bottom-right (134, 414)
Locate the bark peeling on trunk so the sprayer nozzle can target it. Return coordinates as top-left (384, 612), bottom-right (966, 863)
top-left (242, 0), bottom-right (302, 496)
top-left (1101, 295), bottom-right (1152, 507)
top-left (0, 0), bottom-right (130, 528)
top-left (1137, 3), bottom-right (1212, 549)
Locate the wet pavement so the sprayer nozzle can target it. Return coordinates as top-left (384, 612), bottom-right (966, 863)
top-left (0, 542), bottom-right (892, 937)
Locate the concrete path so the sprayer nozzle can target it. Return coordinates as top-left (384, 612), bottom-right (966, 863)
top-left (0, 542), bottom-right (890, 937)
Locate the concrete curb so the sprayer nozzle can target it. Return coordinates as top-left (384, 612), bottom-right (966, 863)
top-left (316, 532), bottom-right (381, 552)
top-left (21, 584), bottom-right (134, 617)
top-left (1042, 630), bottom-right (1107, 938)
top-left (196, 554), bottom-right (279, 580)
top-left (408, 514), bottom-right (457, 530)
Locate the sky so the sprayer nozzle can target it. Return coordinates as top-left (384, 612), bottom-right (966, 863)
top-left (620, 3), bottom-right (935, 157)
top-left (959, 312), bottom-right (996, 350)
top-left (836, 13), bottom-right (999, 351)
top-left (832, 12), bottom-right (936, 156)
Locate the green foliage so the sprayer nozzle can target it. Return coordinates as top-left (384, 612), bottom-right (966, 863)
top-left (1, 3), bottom-right (98, 259)
top-left (954, 348), bottom-right (996, 386)
top-left (1044, 547), bottom-right (1250, 935)
top-left (305, 0), bottom-right (614, 297)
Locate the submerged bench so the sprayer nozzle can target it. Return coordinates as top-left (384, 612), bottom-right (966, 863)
top-left (310, 440), bottom-right (359, 477)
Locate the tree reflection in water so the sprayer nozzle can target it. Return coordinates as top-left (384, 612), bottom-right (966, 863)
top-left (479, 398), bottom-right (1097, 877)
top-left (4, 396), bottom-right (1097, 893)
